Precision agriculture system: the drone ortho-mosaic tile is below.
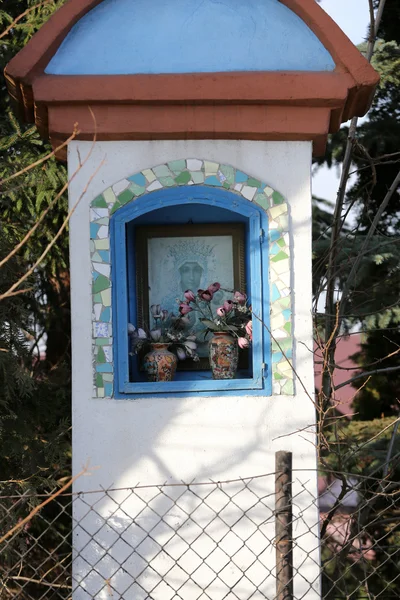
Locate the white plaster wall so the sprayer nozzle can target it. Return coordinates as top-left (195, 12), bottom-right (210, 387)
top-left (68, 140), bottom-right (319, 599)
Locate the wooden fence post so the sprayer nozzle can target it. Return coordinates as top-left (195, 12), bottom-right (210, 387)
top-left (275, 451), bottom-right (293, 600)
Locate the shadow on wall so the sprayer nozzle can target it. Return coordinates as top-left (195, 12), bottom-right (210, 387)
top-left (76, 193), bottom-right (318, 597)
top-left (72, 469), bottom-right (320, 599)
top-left (74, 348), bottom-right (319, 597)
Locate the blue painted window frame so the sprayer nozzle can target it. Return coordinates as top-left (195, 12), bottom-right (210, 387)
top-left (111, 187), bottom-right (271, 397)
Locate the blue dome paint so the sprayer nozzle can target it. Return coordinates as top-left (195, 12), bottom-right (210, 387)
top-left (46, 0), bottom-right (335, 75)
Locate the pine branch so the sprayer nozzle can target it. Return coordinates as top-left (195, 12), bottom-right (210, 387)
top-left (321, 0), bottom-right (388, 408)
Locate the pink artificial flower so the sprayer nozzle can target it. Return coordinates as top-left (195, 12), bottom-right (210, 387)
top-left (128, 323), bottom-right (136, 335)
top-left (198, 289), bottom-right (213, 302)
top-left (208, 282), bottom-right (221, 294)
top-left (245, 320), bottom-right (253, 340)
top-left (216, 307), bottom-right (226, 318)
top-left (176, 347), bottom-right (187, 361)
top-left (150, 304), bottom-right (161, 318)
top-left (234, 291), bottom-right (247, 305)
top-left (238, 337), bottom-right (250, 349)
top-left (161, 309), bottom-right (169, 321)
top-left (223, 300), bottom-right (234, 313)
top-left (137, 328), bottom-right (147, 339)
top-left (150, 329), bottom-right (162, 342)
top-left (184, 289), bottom-right (196, 302)
top-left (179, 302), bottom-right (193, 315)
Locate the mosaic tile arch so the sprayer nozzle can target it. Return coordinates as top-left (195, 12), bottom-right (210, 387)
top-left (90, 159), bottom-right (294, 398)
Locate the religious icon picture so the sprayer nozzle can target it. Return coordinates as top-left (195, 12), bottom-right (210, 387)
top-left (135, 223), bottom-right (246, 369)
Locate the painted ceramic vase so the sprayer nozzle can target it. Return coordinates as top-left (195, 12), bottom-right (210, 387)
top-left (143, 343), bottom-right (177, 382)
top-left (209, 332), bottom-right (238, 380)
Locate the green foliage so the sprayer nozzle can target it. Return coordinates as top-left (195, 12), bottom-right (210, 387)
top-left (350, 327), bottom-right (400, 420)
top-left (313, 0), bottom-right (400, 422)
top-left (323, 416), bottom-right (400, 476)
top-left (1, 0), bottom-right (71, 370)
top-left (375, 0), bottom-right (400, 45)
top-left (0, 0), bottom-right (71, 490)
top-left (0, 1), bottom-right (64, 64)
top-left (316, 40), bottom-right (400, 230)
top-left (315, 7), bottom-right (400, 594)
top-left (321, 416), bottom-right (400, 600)
top-left (0, 238), bottom-right (71, 490)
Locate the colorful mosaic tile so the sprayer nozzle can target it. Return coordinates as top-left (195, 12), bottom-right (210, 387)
top-left (90, 160), bottom-right (294, 398)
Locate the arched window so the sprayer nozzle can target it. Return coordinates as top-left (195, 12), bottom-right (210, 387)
top-left (111, 186), bottom-right (270, 395)
top-left (90, 160), bottom-right (294, 398)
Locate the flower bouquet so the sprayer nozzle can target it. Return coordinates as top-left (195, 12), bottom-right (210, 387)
top-left (178, 283), bottom-right (252, 379)
top-left (128, 305), bottom-right (198, 382)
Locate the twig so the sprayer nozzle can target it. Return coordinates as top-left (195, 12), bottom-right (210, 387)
top-left (0, 182), bottom-right (68, 271)
top-left (346, 417), bottom-right (400, 463)
top-left (251, 310), bottom-right (317, 409)
top-left (315, 344), bottom-right (400, 371)
top-left (0, 128), bottom-right (79, 187)
top-left (320, 471), bottom-right (348, 539)
top-left (0, 470), bottom-right (285, 499)
top-left (0, 111), bottom-right (101, 301)
top-left (0, 0), bottom-right (53, 40)
top-left (338, 168), bottom-right (400, 321)
top-left (0, 287), bottom-right (33, 298)
top-left (0, 130), bottom-right (82, 273)
top-left (355, 140), bottom-right (377, 190)
top-left (383, 420), bottom-right (400, 479)
top-left (0, 162), bottom-right (102, 301)
top-left (0, 466), bottom-right (87, 545)
top-left (334, 365), bottom-right (400, 391)
top-left (8, 577), bottom-right (71, 590)
top-left (321, 0), bottom-right (388, 409)
top-left (0, 466), bottom-right (398, 500)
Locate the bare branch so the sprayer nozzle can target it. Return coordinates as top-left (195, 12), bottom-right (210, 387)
top-left (0, 127), bottom-right (79, 187)
top-left (338, 168), bottom-right (400, 321)
top-left (0, 0), bottom-right (53, 40)
top-left (0, 155), bottom-right (104, 302)
top-left (8, 577), bottom-right (71, 590)
top-left (383, 420), bottom-right (400, 478)
top-left (334, 365), bottom-right (400, 391)
top-left (0, 109), bottom-right (100, 300)
top-left (0, 466), bottom-right (88, 545)
top-left (322, 0), bottom-right (389, 407)
top-left (251, 309), bottom-right (317, 409)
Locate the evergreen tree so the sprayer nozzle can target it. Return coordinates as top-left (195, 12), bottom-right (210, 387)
top-left (314, 0), bottom-right (400, 420)
top-left (314, 6), bottom-right (400, 590)
top-left (1, 0), bottom-right (70, 369)
top-left (0, 238), bottom-right (70, 488)
top-left (0, 0), bottom-right (71, 487)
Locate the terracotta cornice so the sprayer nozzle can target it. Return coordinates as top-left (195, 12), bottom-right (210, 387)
top-left (4, 0), bottom-right (379, 158)
top-left (32, 72), bottom-right (353, 106)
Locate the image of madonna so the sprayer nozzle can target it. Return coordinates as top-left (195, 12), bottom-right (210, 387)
top-left (147, 236), bottom-right (234, 357)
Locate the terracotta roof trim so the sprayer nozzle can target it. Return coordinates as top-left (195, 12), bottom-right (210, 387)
top-left (4, 0), bottom-right (379, 158)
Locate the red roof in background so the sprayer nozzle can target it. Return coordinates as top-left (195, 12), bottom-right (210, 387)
top-left (315, 335), bottom-right (370, 517)
top-left (314, 333), bottom-right (361, 417)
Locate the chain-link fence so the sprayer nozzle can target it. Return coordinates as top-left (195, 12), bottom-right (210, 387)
top-left (1, 463), bottom-right (399, 600)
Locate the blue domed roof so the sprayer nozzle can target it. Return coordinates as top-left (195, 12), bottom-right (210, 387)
top-left (46, 0), bottom-right (335, 75)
